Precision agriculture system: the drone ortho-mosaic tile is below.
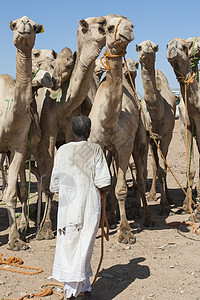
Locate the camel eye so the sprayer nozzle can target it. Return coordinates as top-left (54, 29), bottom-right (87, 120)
top-left (107, 25), bottom-right (114, 32)
top-left (138, 45), bottom-right (142, 51)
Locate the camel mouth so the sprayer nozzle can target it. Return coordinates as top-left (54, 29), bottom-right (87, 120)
top-left (119, 33), bottom-right (133, 43)
top-left (18, 31), bottom-right (31, 38)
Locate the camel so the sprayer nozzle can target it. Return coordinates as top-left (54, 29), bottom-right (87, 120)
top-left (136, 40), bottom-right (176, 214)
top-left (167, 38), bottom-right (200, 212)
top-left (89, 17), bottom-right (153, 244)
top-left (0, 16), bottom-right (44, 250)
top-left (31, 16), bottom-right (107, 240)
top-left (175, 38), bottom-right (200, 207)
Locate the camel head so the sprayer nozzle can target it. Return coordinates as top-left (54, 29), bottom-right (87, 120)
top-left (166, 39), bottom-right (189, 66)
top-left (32, 49), bottom-right (57, 71)
top-left (186, 37), bottom-right (200, 61)
top-left (105, 17), bottom-right (134, 54)
top-left (77, 17), bottom-right (107, 58)
top-left (10, 16), bottom-right (44, 52)
top-left (136, 40), bottom-right (158, 66)
top-left (122, 58), bottom-right (139, 81)
top-left (32, 67), bottom-right (53, 89)
top-left (51, 47), bottom-right (75, 90)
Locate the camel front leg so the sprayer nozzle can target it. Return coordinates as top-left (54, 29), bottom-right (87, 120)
top-left (156, 138), bottom-right (172, 215)
top-left (4, 149), bottom-right (29, 250)
top-left (132, 147), bottom-right (154, 227)
top-left (18, 162), bottom-right (28, 234)
top-left (36, 136), bottom-right (55, 240)
top-left (182, 127), bottom-right (195, 212)
top-left (147, 142), bottom-right (157, 202)
top-left (115, 145), bottom-right (136, 244)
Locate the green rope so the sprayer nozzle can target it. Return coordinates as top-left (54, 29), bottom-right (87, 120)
top-left (23, 68), bottom-right (40, 235)
top-left (32, 68), bottom-right (40, 80)
top-left (190, 36), bottom-right (200, 80)
top-left (24, 124), bottom-right (32, 234)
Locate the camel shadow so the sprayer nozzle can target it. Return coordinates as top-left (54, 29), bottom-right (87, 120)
top-left (92, 257), bottom-right (150, 300)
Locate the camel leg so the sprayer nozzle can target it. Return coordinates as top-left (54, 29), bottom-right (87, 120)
top-left (182, 127), bottom-right (195, 212)
top-left (115, 142), bottom-right (136, 244)
top-left (149, 139), bottom-right (170, 215)
top-left (193, 119), bottom-right (200, 203)
top-left (147, 143), bottom-right (157, 201)
top-left (4, 149), bottom-right (29, 250)
top-left (132, 148), bottom-right (154, 227)
top-left (106, 152), bottom-right (118, 225)
top-left (18, 164), bottom-right (29, 234)
top-left (0, 153), bottom-right (8, 194)
top-left (35, 136), bottom-right (55, 240)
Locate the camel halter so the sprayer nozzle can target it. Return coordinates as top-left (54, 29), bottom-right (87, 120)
top-left (100, 18), bottom-right (127, 71)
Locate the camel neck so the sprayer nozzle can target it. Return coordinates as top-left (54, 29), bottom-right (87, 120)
top-left (101, 50), bottom-right (123, 128)
top-left (62, 45), bottom-right (102, 116)
top-left (141, 62), bottom-right (164, 123)
top-left (14, 49), bottom-right (32, 113)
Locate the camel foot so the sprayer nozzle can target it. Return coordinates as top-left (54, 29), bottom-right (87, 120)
top-left (159, 204), bottom-right (171, 216)
top-left (144, 215), bottom-right (155, 227)
top-left (36, 221), bottom-right (54, 240)
top-left (147, 192), bottom-right (157, 202)
top-left (118, 229), bottom-right (136, 244)
top-left (7, 233), bottom-right (29, 251)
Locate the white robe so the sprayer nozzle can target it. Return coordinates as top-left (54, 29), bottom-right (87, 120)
top-left (50, 141), bottom-right (111, 296)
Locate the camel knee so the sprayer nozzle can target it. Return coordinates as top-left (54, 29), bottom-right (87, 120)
top-left (115, 184), bottom-right (127, 200)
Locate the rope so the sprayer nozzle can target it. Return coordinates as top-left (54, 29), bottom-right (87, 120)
top-left (32, 68), bottom-right (40, 80)
top-left (91, 191), bottom-right (109, 287)
top-left (0, 254), bottom-right (43, 275)
top-left (100, 18), bottom-right (126, 71)
top-left (24, 124), bottom-right (32, 235)
top-left (6, 283), bottom-right (64, 300)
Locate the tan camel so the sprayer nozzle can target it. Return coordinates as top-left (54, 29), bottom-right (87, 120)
top-left (167, 38), bottom-right (200, 212)
top-left (174, 38), bottom-right (200, 207)
top-left (0, 16), bottom-right (44, 250)
top-left (136, 40), bottom-right (176, 215)
top-left (89, 17), bottom-right (153, 244)
top-left (32, 17), bottom-right (107, 240)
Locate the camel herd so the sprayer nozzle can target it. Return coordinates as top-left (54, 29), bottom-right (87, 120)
top-left (0, 14), bottom-right (200, 250)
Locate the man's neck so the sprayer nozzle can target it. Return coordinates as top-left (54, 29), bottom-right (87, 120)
top-left (74, 136), bottom-right (88, 142)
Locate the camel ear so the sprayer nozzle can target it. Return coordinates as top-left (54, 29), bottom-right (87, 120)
top-left (186, 39), bottom-right (193, 50)
top-left (79, 19), bottom-right (89, 33)
top-left (154, 45), bottom-right (159, 52)
top-left (136, 45), bottom-right (141, 52)
top-left (34, 24), bottom-right (44, 34)
top-left (135, 62), bottom-right (139, 69)
top-left (52, 50), bottom-right (57, 59)
top-left (9, 21), bottom-right (16, 31)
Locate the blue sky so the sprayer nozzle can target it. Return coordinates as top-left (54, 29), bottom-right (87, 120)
top-left (1, 0), bottom-right (200, 97)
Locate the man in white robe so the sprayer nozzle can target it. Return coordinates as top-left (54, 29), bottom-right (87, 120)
top-left (50, 116), bottom-right (111, 299)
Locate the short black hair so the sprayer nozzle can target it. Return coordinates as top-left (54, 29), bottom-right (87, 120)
top-left (71, 116), bottom-right (91, 137)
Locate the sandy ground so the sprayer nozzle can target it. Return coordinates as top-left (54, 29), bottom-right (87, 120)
top-left (0, 119), bottom-right (200, 300)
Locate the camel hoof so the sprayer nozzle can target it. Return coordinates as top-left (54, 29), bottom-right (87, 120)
top-left (36, 229), bottom-right (54, 240)
top-left (159, 205), bottom-right (171, 216)
top-left (118, 231), bottom-right (136, 244)
top-left (13, 246), bottom-right (20, 251)
top-left (144, 216), bottom-right (155, 227)
top-left (147, 193), bottom-right (157, 202)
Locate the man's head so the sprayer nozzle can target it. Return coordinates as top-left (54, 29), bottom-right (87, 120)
top-left (71, 116), bottom-right (91, 140)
